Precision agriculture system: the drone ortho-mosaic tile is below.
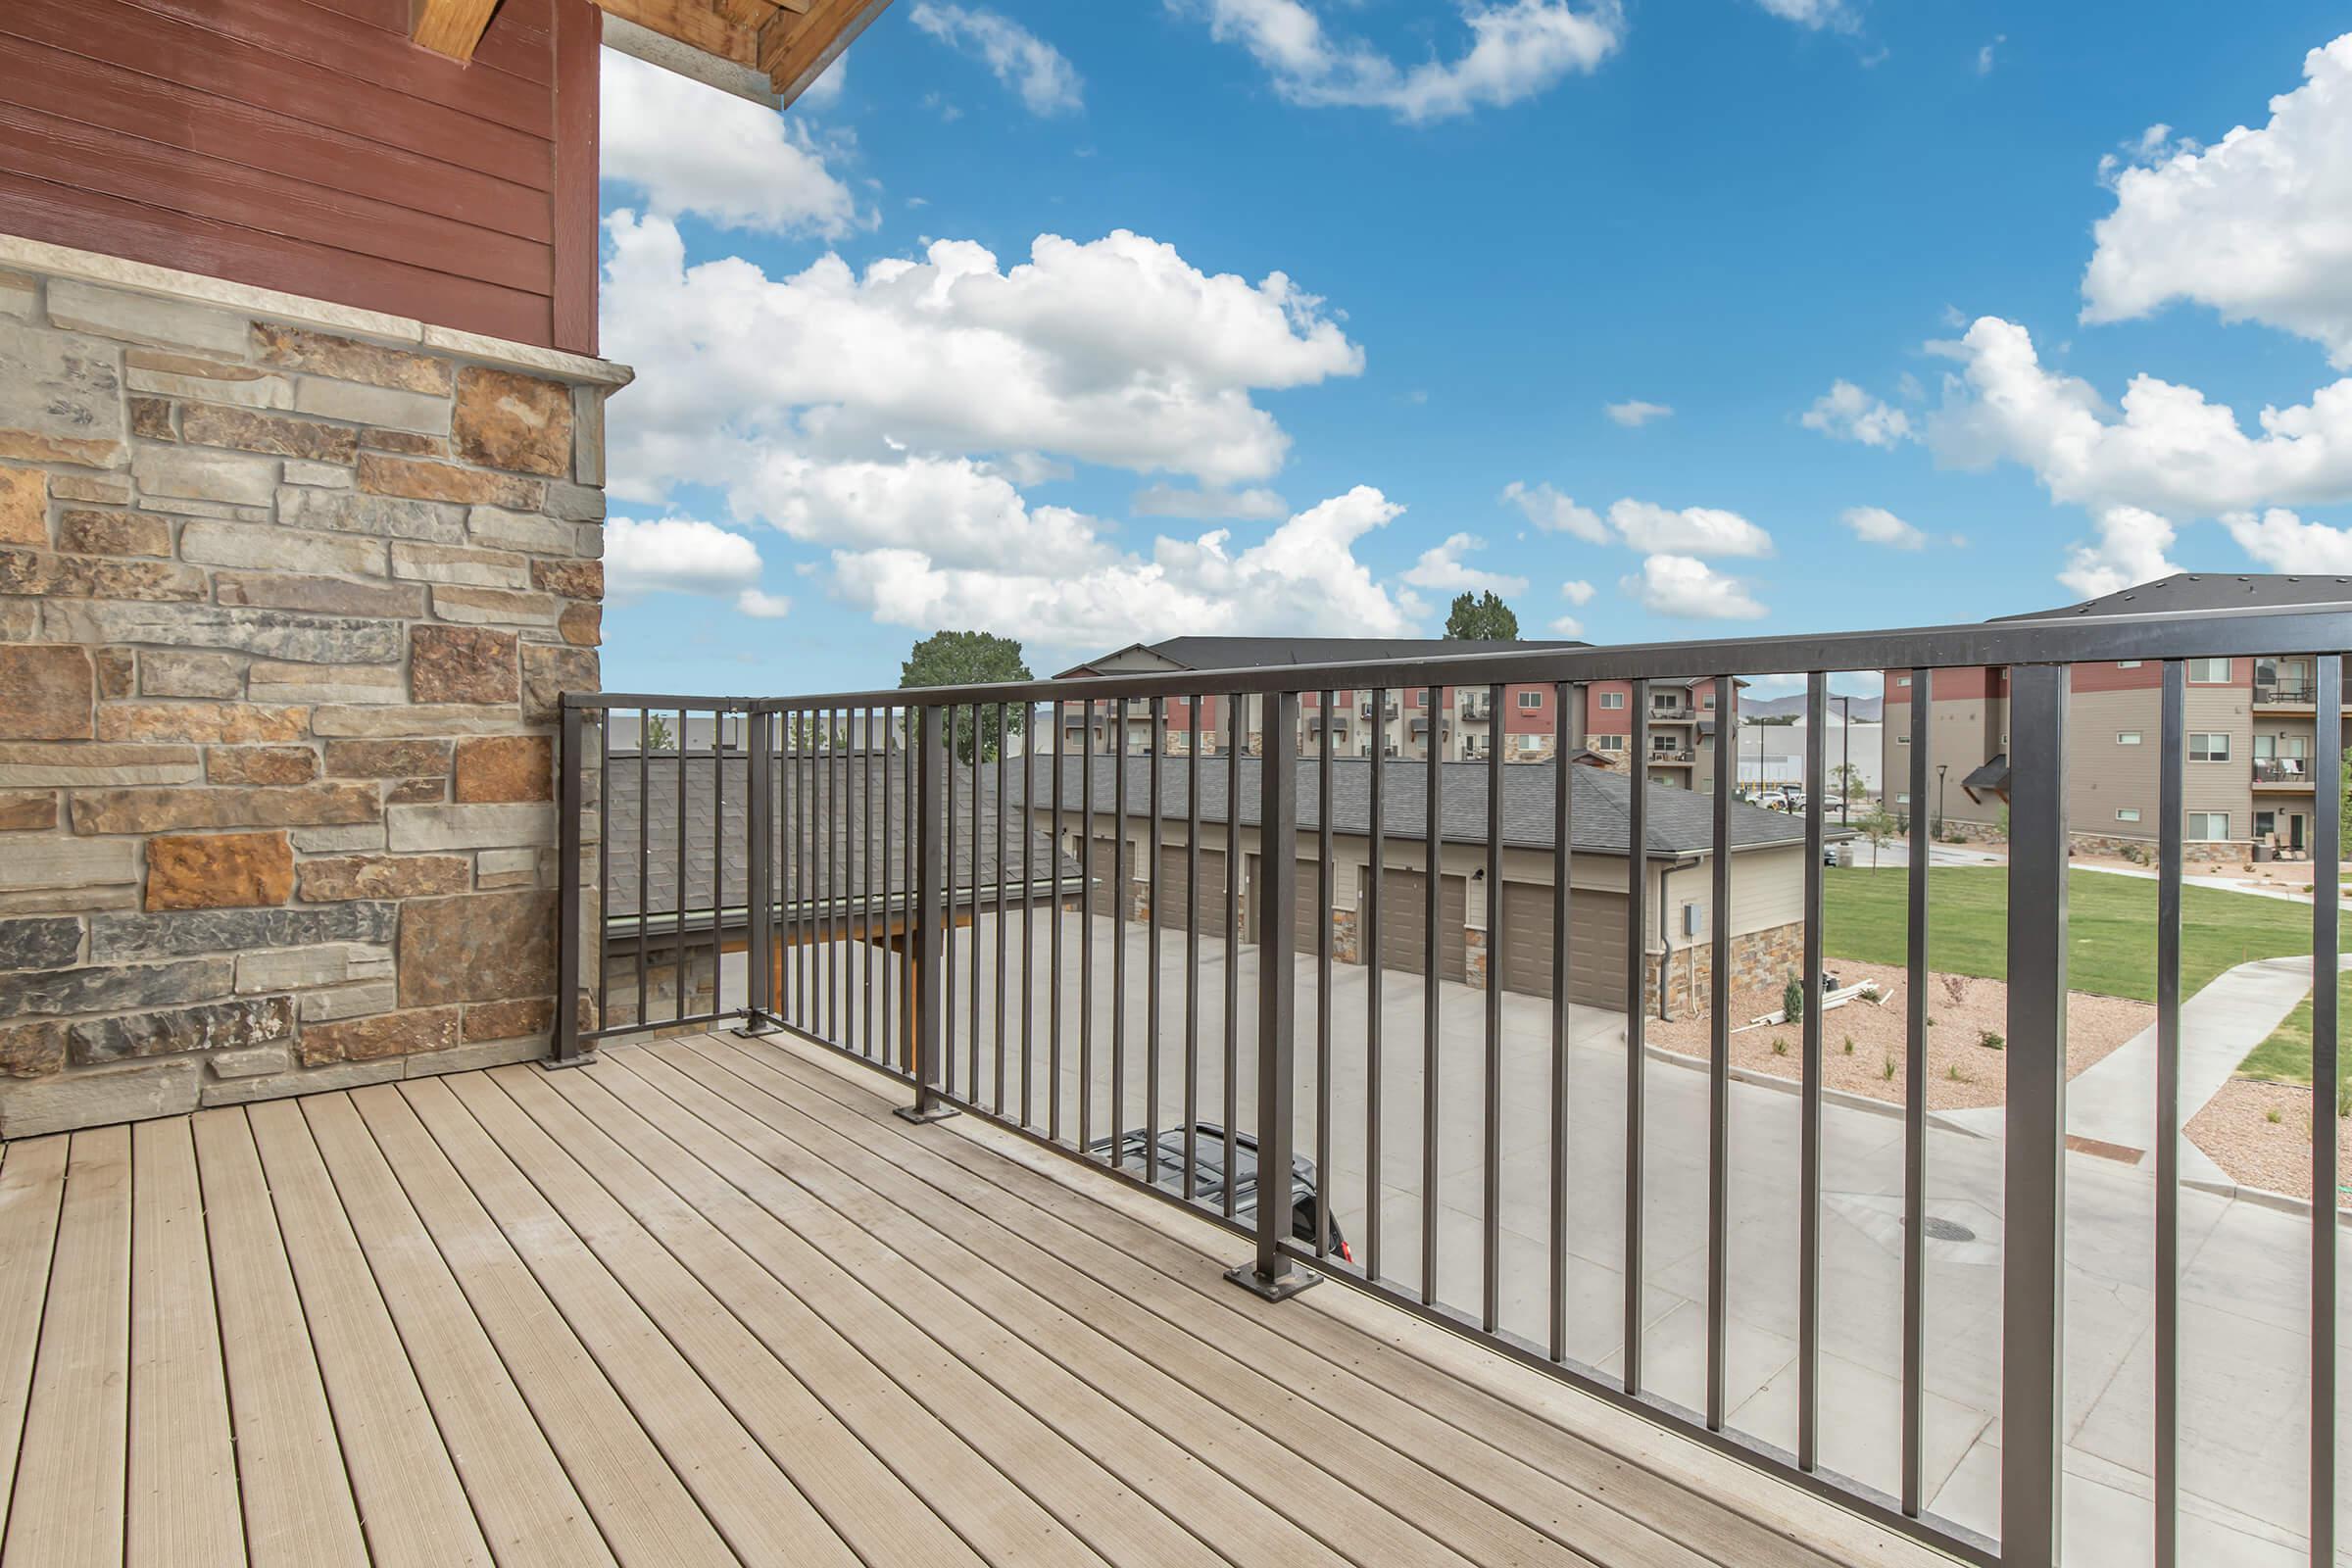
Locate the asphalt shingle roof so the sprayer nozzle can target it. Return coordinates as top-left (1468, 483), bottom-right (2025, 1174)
top-left (1993, 572), bottom-right (2352, 621)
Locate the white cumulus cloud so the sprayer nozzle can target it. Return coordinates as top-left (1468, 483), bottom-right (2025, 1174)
top-left (1548, 615), bottom-right (1586, 637)
top-left (1186, 0), bottom-right (1622, 123)
top-left (1608, 499), bottom-right (1774, 558)
top-left (1499, 479), bottom-right (1607, 542)
top-left (607, 516), bottom-right (782, 617)
top-left (909, 4), bottom-right (1085, 115)
top-left (735, 588), bottom-right (795, 618)
top-left (1400, 532), bottom-right (1531, 597)
top-left (2224, 508), bottom-right (2352, 574)
top-left (599, 50), bottom-right (865, 238)
top-left (1620, 555), bottom-right (1766, 619)
top-left (1801, 379), bottom-right (1914, 447)
top-left (1841, 505), bottom-right (1926, 549)
top-left (2058, 508), bottom-right (2180, 599)
top-left (1752, 0), bottom-right (1858, 32)
top-left (2082, 33), bottom-right (2352, 365)
top-left (1560, 578), bottom-right (1596, 605)
top-left (1130, 483), bottom-right (1292, 521)
top-left (1605, 399), bottom-right (1673, 426)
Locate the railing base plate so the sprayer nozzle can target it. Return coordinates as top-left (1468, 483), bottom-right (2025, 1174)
top-left (730, 1019), bottom-right (781, 1040)
top-left (1224, 1262), bottom-right (1321, 1302)
top-left (538, 1052), bottom-right (601, 1072)
top-left (894, 1102), bottom-right (960, 1125)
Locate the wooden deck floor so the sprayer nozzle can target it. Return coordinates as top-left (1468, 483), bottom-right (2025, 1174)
top-left (0, 1030), bottom-right (1925, 1568)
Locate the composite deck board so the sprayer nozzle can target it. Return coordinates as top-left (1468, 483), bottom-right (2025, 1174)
top-left (718, 1034), bottom-right (1832, 1568)
top-left (3, 1127), bottom-right (129, 1568)
top-left (126, 1118), bottom-right (244, 1568)
top-left (0, 1032), bottom-right (1892, 1568)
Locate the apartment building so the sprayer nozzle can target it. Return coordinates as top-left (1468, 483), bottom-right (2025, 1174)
top-left (1883, 573), bottom-right (2352, 857)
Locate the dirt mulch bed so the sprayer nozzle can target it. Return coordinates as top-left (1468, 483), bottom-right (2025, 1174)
top-left (2187, 1080), bottom-right (2352, 1210)
top-left (1645, 960), bottom-right (2152, 1111)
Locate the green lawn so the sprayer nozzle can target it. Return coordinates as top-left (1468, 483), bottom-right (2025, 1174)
top-left (2240, 972), bottom-right (2352, 1086)
top-left (1823, 866), bottom-right (2346, 1004)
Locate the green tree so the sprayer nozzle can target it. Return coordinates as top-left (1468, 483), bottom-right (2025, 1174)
top-left (1444, 590), bottom-right (1519, 641)
top-left (900, 630), bottom-right (1033, 763)
top-left (1857, 805), bottom-right (1899, 868)
top-left (1831, 762), bottom-right (1866, 800)
top-left (643, 713), bottom-right (674, 753)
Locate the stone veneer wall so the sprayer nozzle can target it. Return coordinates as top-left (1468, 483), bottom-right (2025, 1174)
top-left (0, 242), bottom-right (624, 1139)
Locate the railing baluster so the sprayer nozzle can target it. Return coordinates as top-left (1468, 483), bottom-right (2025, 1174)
top-left (2155, 659), bottom-right (2184, 1568)
top-left (1549, 681), bottom-right (1571, 1360)
top-left (674, 706), bottom-right (688, 1027)
top-left (868, 705), bottom-right (881, 1059)
top-left (1318, 690), bottom-right (1335, 1261)
top-left (1707, 673), bottom-right (1737, 1429)
top-left (1799, 673), bottom-right (1826, 1470)
top-left (711, 707), bottom-right (725, 1025)
top-left (636, 709), bottom-right (649, 1030)
top-left (969, 702), bottom-right (983, 1098)
top-left (1185, 708), bottom-right (1201, 1200)
top-left (944, 706), bottom-right (958, 1099)
top-left (1227, 689), bottom-right (1316, 1301)
top-left (1483, 683), bottom-right (1503, 1330)
top-left (792, 710), bottom-right (805, 1032)
top-left (745, 710), bottom-right (773, 1031)
top-left (1904, 670), bottom-right (1930, 1515)
top-left (1022, 703), bottom-right (1037, 1128)
top-left (900, 703), bottom-right (955, 1124)
top-left (1625, 679), bottom-right (1649, 1395)
top-left (995, 702), bottom-right (1009, 1111)
top-left (555, 701), bottom-right (586, 1062)
top-left (1080, 702), bottom-right (1096, 1152)
top-left (2002, 662), bottom-right (2068, 1568)
top-left (1423, 682), bottom-right (1443, 1307)
top-left (2314, 653), bottom-right (2342, 1567)
top-left (1150, 697), bottom-right (1166, 1173)
top-left (1368, 686), bottom-right (1386, 1282)
top-left (1112, 697), bottom-right (1130, 1166)
top-left (1051, 700), bottom-right (1065, 1143)
top-left (1224, 692), bottom-right (1240, 1218)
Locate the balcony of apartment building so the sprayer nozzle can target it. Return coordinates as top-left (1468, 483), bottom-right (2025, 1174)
top-left (2252, 756), bottom-right (2318, 790)
top-left (1459, 691), bottom-right (1494, 722)
top-left (2251, 661), bottom-right (2350, 711)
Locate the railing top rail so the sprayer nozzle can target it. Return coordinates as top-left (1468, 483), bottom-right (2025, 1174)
top-left (564, 601), bottom-right (2352, 713)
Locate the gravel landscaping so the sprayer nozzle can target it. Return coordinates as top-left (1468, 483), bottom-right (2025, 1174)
top-left (2188, 1080), bottom-right (2352, 1209)
top-left (1646, 959), bottom-right (2152, 1111)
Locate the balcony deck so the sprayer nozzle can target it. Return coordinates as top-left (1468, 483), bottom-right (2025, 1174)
top-left (0, 1029), bottom-right (1931, 1568)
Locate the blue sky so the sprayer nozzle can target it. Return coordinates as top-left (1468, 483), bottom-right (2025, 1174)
top-left (593, 3), bottom-right (2352, 697)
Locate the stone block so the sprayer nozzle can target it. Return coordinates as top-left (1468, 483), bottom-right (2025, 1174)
top-left (282, 459), bottom-right (353, 489)
top-left (0, 322), bottom-right (126, 469)
top-left (0, 884), bottom-right (135, 917)
top-left (235, 943), bottom-right (392, 993)
top-left (311, 705), bottom-right (521, 738)
top-left (0, 743), bottom-right (201, 789)
top-left (145, 830), bottom-right (296, 911)
top-left (277, 486), bottom-right (465, 543)
top-left (131, 445), bottom-right (277, 507)
top-left (461, 996), bottom-right (554, 1042)
top-left (432, 586), bottom-right (560, 627)
top-left (0, 1060), bottom-right (200, 1139)
top-left (206, 746), bottom-right (320, 787)
top-left (42, 602), bottom-right (407, 663)
top-left (0, 602), bottom-right (32, 643)
top-left (0, 956), bottom-right (235, 1020)
top-left (290, 823), bottom-right (386, 853)
top-left (390, 542), bottom-right (527, 587)
top-left (0, 549), bottom-right (207, 602)
top-left (572, 385), bottom-right (605, 486)
top-left (140, 650), bottom-right (245, 700)
top-left (199, 1057), bottom-right (401, 1106)
top-left (130, 397), bottom-right (175, 440)
top-left (412, 624), bottom-right (518, 705)
top-left (0, 917), bottom-right (80, 971)
top-left (296, 854), bottom-right (469, 903)
top-left (474, 847), bottom-right (538, 889)
top-left (453, 735), bottom-right (551, 803)
top-left (0, 646), bottom-right (92, 741)
top-left (559, 604), bottom-right (602, 647)
top-left (387, 804), bottom-right (555, 854)
top-left (72, 782), bottom-right (379, 835)
top-left (70, 996), bottom-right (294, 1065)
top-left (181, 519), bottom-right (385, 576)
top-left (51, 473), bottom-right (134, 505)
top-left (298, 981), bottom-right (400, 1023)
top-left (248, 660), bottom-right (405, 705)
top-left (0, 464), bottom-right (44, 545)
top-left (125, 349), bottom-right (293, 409)
top-left (0, 792), bottom-right (57, 831)
top-left (139, 498), bottom-right (269, 523)
top-left (293, 376), bottom-right (450, 434)
top-left (92, 650), bottom-right (133, 701)
top-left (213, 572), bottom-right (426, 620)
top-left (363, 430), bottom-right (449, 457)
top-left (90, 903), bottom-right (396, 961)
top-left (398, 889), bottom-right (553, 1006)
top-left (453, 366), bottom-right (572, 476)
top-left (180, 404), bottom-right (359, 464)
top-left (55, 509), bottom-right (171, 558)
top-left (386, 777), bottom-right (444, 805)
top-left (359, 453), bottom-right (541, 510)
top-left (48, 279), bottom-right (248, 354)
top-left (299, 1005), bottom-right (462, 1066)
top-left (95, 703), bottom-right (309, 745)
top-left (253, 323), bottom-right (452, 395)
top-left (207, 1043), bottom-right (294, 1080)
top-left (543, 481), bottom-right (606, 523)
top-left (0, 271), bottom-right (31, 321)
top-left (322, 739), bottom-right (451, 779)
top-left (0, 1021), bottom-right (65, 1079)
top-left (465, 505), bottom-right (572, 555)
top-left (521, 644), bottom-right (598, 724)
top-left (0, 838), bottom-right (136, 898)
top-left (530, 559), bottom-right (603, 600)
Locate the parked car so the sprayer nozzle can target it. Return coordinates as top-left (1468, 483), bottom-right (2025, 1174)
top-left (1088, 1123), bottom-right (1353, 1263)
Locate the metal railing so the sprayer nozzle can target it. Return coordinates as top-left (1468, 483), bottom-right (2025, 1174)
top-left (2254, 757), bottom-right (2315, 785)
top-left (557, 604), bottom-right (2352, 1568)
top-left (2257, 682), bottom-right (2318, 706)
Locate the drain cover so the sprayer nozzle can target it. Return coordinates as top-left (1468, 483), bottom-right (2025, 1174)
top-left (1923, 1216), bottom-right (1976, 1243)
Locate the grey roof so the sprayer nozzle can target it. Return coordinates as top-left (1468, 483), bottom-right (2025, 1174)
top-left (1007, 754), bottom-right (1844, 859)
top-left (604, 750), bottom-right (1077, 923)
top-left (1059, 634), bottom-right (1585, 678)
top-left (1993, 572), bottom-right (2352, 621)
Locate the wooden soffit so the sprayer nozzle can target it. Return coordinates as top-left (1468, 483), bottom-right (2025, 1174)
top-left (589, 0), bottom-right (893, 107)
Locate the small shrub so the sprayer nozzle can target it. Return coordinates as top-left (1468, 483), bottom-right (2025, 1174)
top-left (1782, 974), bottom-right (1805, 1026)
top-left (1979, 1030), bottom-right (2005, 1051)
top-left (2339, 1080), bottom-right (2352, 1120)
top-left (1948, 1063), bottom-right (1971, 1083)
top-left (1842, 1035), bottom-right (1856, 1055)
top-left (2267, 1107), bottom-right (2284, 1125)
top-left (1883, 1054), bottom-right (1897, 1081)
top-left (1772, 1037), bottom-right (1788, 1056)
top-left (2121, 842), bottom-right (2148, 865)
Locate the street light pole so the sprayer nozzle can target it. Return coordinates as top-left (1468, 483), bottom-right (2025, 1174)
top-left (1836, 694), bottom-right (1852, 826)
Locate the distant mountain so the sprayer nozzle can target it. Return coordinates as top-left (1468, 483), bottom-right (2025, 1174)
top-left (1741, 692), bottom-right (1883, 722)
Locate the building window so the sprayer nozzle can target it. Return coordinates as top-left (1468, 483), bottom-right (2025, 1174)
top-left (1895, 793), bottom-right (1911, 806)
top-left (2188, 659), bottom-right (2233, 684)
top-left (1518, 734), bottom-right (1542, 754)
top-left (2188, 733), bottom-right (2230, 761)
top-left (1702, 692), bottom-right (1716, 710)
top-left (1517, 690), bottom-right (1543, 710)
top-left (2116, 731), bottom-right (2142, 746)
top-left (1594, 734), bottom-right (1626, 752)
top-left (1598, 691), bottom-right (1626, 710)
top-left (2187, 811), bottom-right (2230, 841)
top-left (1895, 733), bottom-right (1910, 744)
top-left (1410, 690), bottom-right (1424, 709)
top-left (2117, 661), bottom-right (2141, 669)
top-left (2116, 808), bottom-right (2142, 823)
top-left (1895, 675), bottom-right (1912, 688)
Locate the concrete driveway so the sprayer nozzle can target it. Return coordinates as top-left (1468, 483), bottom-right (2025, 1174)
top-left (799, 913), bottom-right (2350, 1567)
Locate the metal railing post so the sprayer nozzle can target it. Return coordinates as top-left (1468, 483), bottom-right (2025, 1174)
top-left (1228, 689), bottom-right (1317, 1300)
top-left (898, 702), bottom-right (957, 1123)
top-left (2001, 661), bottom-right (2068, 1568)
top-left (736, 708), bottom-right (778, 1036)
top-left (551, 700), bottom-right (590, 1065)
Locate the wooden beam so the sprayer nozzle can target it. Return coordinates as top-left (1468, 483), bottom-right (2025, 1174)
top-left (760, 0), bottom-right (890, 101)
top-left (411, 0), bottom-right (502, 61)
top-left (592, 0), bottom-right (759, 65)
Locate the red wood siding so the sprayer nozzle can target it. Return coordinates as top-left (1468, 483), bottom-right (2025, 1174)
top-left (0, 0), bottom-right (601, 354)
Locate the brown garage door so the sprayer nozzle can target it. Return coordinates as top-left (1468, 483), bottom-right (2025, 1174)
top-left (1370, 865), bottom-right (1466, 981)
top-left (1243, 856), bottom-right (1330, 949)
top-left (1154, 844), bottom-right (1229, 938)
top-left (1497, 880), bottom-right (1629, 1007)
top-left (1086, 834), bottom-right (1134, 918)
